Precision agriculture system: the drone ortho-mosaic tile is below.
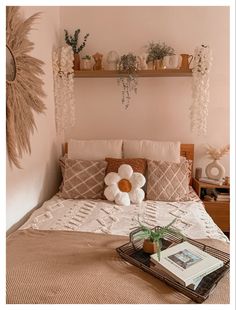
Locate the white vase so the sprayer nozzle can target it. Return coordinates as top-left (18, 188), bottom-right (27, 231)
top-left (106, 50), bottom-right (119, 70)
top-left (205, 160), bottom-right (225, 180)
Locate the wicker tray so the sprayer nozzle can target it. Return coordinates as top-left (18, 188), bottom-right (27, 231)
top-left (116, 226), bottom-right (230, 303)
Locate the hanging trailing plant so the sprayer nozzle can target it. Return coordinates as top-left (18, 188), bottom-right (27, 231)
top-left (191, 45), bottom-right (212, 135)
top-left (118, 53), bottom-right (138, 109)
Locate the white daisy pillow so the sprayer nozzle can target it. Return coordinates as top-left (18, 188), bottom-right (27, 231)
top-left (104, 164), bottom-right (146, 206)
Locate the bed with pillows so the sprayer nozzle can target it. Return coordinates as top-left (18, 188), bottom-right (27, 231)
top-left (6, 140), bottom-right (229, 304)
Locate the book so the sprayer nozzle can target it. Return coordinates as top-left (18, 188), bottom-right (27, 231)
top-left (212, 188), bottom-right (230, 201)
top-left (199, 177), bottom-right (223, 186)
top-left (150, 261), bottom-right (204, 290)
top-left (150, 241), bottom-right (224, 287)
top-left (216, 197), bottom-right (230, 202)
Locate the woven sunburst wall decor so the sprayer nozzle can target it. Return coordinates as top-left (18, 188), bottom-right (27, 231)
top-left (6, 6), bottom-right (46, 168)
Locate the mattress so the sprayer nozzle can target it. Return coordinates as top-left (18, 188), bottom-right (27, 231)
top-left (20, 188), bottom-right (228, 242)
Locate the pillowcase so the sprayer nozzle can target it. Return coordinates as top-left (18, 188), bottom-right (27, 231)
top-left (123, 140), bottom-right (181, 163)
top-left (105, 157), bottom-right (147, 175)
top-left (59, 159), bottom-right (107, 199)
top-left (68, 139), bottom-right (123, 160)
top-left (146, 160), bottom-right (189, 201)
top-left (180, 156), bottom-right (193, 184)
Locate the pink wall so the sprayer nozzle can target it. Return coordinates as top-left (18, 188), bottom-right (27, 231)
top-left (6, 7), bottom-right (61, 230)
top-left (60, 6), bottom-right (230, 175)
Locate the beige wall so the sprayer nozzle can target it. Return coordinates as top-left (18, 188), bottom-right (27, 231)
top-left (6, 7), bottom-right (61, 230)
top-left (60, 6), bottom-right (230, 175)
top-left (6, 6), bottom-right (230, 230)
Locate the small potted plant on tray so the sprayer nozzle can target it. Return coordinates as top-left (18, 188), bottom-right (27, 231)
top-left (146, 41), bottom-right (175, 70)
top-left (133, 219), bottom-right (185, 260)
top-left (64, 28), bottom-right (89, 70)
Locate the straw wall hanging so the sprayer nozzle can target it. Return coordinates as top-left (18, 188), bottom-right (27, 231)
top-left (6, 6), bottom-right (45, 168)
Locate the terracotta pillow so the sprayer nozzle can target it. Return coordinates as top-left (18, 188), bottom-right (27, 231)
top-left (146, 160), bottom-right (189, 201)
top-left (105, 158), bottom-right (147, 175)
top-left (59, 159), bottom-right (107, 199)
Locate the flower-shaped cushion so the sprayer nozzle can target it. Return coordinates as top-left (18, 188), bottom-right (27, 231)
top-left (104, 164), bottom-right (146, 206)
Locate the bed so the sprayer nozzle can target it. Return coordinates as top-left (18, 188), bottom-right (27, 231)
top-left (6, 141), bottom-right (230, 304)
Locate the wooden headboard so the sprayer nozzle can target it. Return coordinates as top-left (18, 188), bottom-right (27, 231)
top-left (180, 144), bottom-right (194, 161)
top-left (64, 142), bottom-right (194, 160)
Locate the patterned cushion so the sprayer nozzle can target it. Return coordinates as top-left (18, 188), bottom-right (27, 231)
top-left (146, 160), bottom-right (189, 201)
top-left (60, 159), bottom-right (107, 199)
top-left (180, 156), bottom-right (193, 184)
top-left (105, 158), bottom-right (146, 175)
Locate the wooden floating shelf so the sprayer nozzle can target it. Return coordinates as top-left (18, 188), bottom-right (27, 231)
top-left (74, 69), bottom-right (192, 78)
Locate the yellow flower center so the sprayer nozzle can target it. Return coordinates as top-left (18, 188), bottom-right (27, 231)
top-left (118, 179), bottom-right (132, 192)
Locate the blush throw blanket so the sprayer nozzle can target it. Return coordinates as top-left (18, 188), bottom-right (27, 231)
top-left (6, 229), bottom-right (229, 304)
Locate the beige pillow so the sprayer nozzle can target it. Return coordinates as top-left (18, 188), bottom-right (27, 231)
top-left (123, 140), bottom-right (181, 163)
top-left (146, 160), bottom-right (189, 201)
top-left (60, 159), bottom-right (107, 199)
top-left (68, 139), bottom-right (123, 160)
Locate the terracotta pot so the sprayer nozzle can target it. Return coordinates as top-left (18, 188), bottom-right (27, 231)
top-left (73, 53), bottom-right (80, 71)
top-left (154, 59), bottom-right (164, 70)
top-left (143, 239), bottom-right (159, 254)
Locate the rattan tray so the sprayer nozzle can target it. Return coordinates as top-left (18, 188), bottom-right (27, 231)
top-left (116, 226), bottom-right (230, 303)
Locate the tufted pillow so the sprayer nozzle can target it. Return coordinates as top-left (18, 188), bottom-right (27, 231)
top-left (146, 160), bottom-right (189, 201)
top-left (105, 157), bottom-right (147, 175)
top-left (59, 159), bottom-right (107, 199)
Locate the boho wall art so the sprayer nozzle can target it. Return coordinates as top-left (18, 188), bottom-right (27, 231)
top-left (52, 45), bottom-right (75, 135)
top-left (6, 6), bottom-right (46, 168)
top-left (191, 45), bottom-right (212, 135)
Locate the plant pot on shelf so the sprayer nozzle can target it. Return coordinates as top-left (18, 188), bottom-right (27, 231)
top-left (143, 239), bottom-right (159, 254)
top-left (147, 61), bottom-right (155, 70)
top-left (154, 59), bottom-right (164, 70)
top-left (73, 53), bottom-right (80, 70)
top-left (81, 59), bottom-right (92, 71)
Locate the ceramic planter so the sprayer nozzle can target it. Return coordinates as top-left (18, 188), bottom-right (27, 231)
top-left (143, 239), bottom-right (159, 254)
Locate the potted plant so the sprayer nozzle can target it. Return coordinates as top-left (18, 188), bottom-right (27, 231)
top-left (118, 53), bottom-right (138, 109)
top-left (146, 42), bottom-right (175, 70)
top-left (133, 219), bottom-right (185, 260)
top-left (64, 29), bottom-right (89, 70)
top-left (81, 55), bottom-right (92, 70)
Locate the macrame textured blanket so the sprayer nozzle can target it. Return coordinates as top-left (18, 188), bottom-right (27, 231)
top-left (20, 192), bottom-right (228, 242)
top-left (6, 229), bottom-right (229, 304)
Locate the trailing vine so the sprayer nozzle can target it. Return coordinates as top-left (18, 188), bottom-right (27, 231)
top-left (118, 53), bottom-right (138, 109)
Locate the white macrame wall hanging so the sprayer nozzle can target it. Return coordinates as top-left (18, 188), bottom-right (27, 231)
top-left (191, 45), bottom-right (212, 135)
top-left (52, 46), bottom-right (75, 135)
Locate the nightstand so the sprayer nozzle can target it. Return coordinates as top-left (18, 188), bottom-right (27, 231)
top-left (192, 178), bottom-right (230, 233)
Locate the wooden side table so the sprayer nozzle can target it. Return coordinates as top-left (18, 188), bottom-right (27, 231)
top-left (192, 178), bottom-right (230, 233)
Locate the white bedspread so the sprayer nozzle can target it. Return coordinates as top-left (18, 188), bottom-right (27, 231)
top-left (20, 192), bottom-right (228, 242)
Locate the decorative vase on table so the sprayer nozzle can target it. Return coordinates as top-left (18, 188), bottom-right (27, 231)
top-left (205, 159), bottom-right (225, 181)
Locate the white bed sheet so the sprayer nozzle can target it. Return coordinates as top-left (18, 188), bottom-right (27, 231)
top-left (20, 189), bottom-right (228, 243)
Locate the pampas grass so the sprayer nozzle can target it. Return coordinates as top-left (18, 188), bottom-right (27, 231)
top-left (6, 6), bottom-right (46, 168)
top-left (205, 144), bottom-right (230, 160)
